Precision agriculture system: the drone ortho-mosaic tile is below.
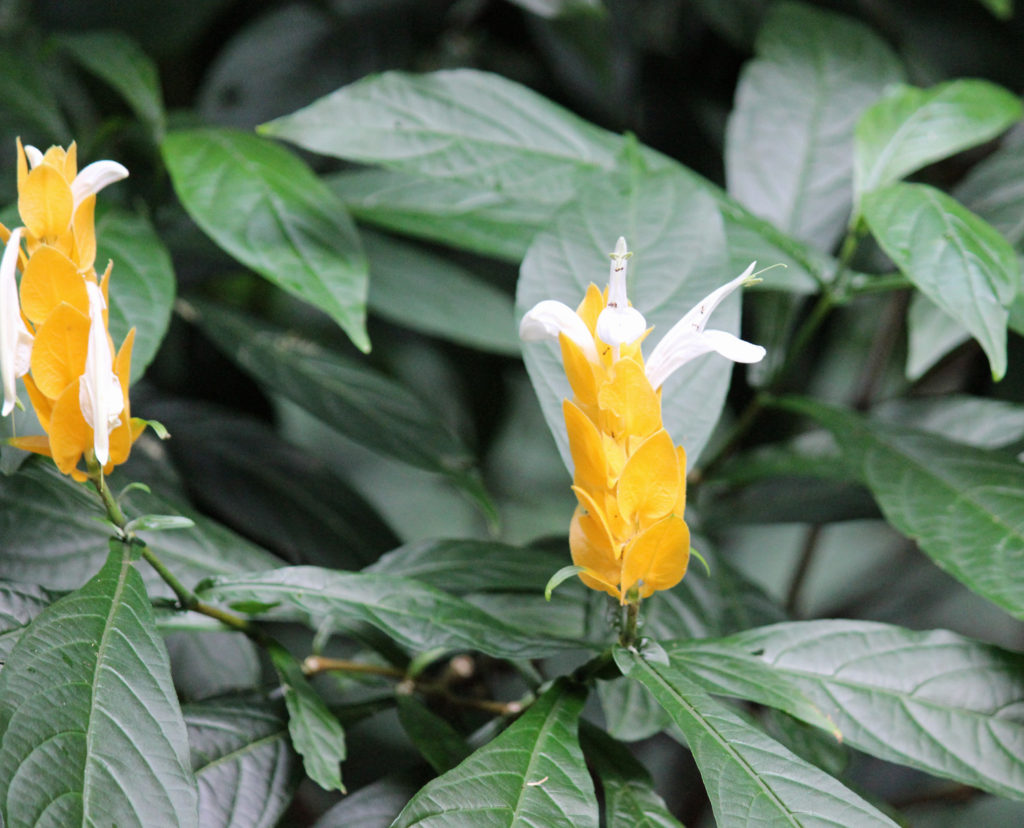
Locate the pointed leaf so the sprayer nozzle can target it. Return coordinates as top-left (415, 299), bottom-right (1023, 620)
top-left (162, 128), bottom-right (369, 351)
top-left (396, 694), bottom-right (473, 774)
top-left (312, 770), bottom-right (424, 828)
top-left (0, 541), bottom-right (198, 827)
top-left (854, 79), bottom-right (1022, 198)
top-left (0, 581), bottom-right (59, 661)
top-left (781, 397), bottom-right (1024, 618)
top-left (517, 166), bottom-right (736, 470)
top-left (198, 567), bottom-right (585, 659)
top-left (614, 647), bottom-right (898, 828)
top-left (669, 620), bottom-right (1024, 800)
top-left (186, 698), bottom-right (299, 828)
top-left (905, 293), bottom-right (970, 381)
top-left (268, 644), bottom-right (346, 793)
top-left (956, 136), bottom-right (1024, 249)
top-left (392, 679), bottom-right (597, 827)
top-left (726, 2), bottom-right (903, 249)
top-left (862, 182), bottom-right (1018, 379)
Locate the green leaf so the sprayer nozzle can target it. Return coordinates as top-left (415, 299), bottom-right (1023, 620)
top-left (126, 514), bottom-right (195, 532)
top-left (975, 0), bottom-right (1013, 18)
top-left (0, 47), bottom-right (70, 142)
top-left (0, 541), bottom-right (198, 827)
top-left (668, 619), bottom-right (1024, 800)
top-left (313, 770), bottom-right (424, 827)
top-left (329, 169), bottom-right (547, 262)
top-left (0, 458), bottom-right (282, 594)
top-left (904, 293), bottom-right (970, 381)
top-left (395, 694), bottom-right (472, 774)
top-left (190, 301), bottom-right (494, 519)
top-left (268, 644), bottom-right (347, 793)
top-left (545, 565), bottom-right (586, 600)
top-left (363, 230), bottom-right (520, 355)
top-left (580, 723), bottom-right (683, 828)
top-left (185, 698), bottom-right (299, 828)
top-left (55, 31), bottom-right (166, 139)
top-left (197, 567), bottom-right (587, 659)
top-left (614, 647), bottom-right (898, 828)
top-left (0, 581), bottom-right (59, 661)
top-left (862, 182), bottom-right (1018, 379)
top-left (955, 136), bottom-right (1024, 249)
top-left (165, 630), bottom-right (261, 700)
top-left (854, 79), bottom-right (1023, 199)
top-left (392, 679), bottom-right (597, 827)
top-left (781, 397), bottom-right (1024, 619)
top-left (97, 207), bottom-right (177, 384)
top-left (517, 166), bottom-right (737, 470)
top-left (261, 69), bottom-right (622, 205)
top-left (875, 394), bottom-right (1024, 450)
top-left (726, 2), bottom-right (903, 249)
top-left (162, 128), bottom-right (369, 352)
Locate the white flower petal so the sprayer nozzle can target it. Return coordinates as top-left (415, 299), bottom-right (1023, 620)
top-left (71, 160), bottom-right (129, 210)
top-left (80, 281), bottom-right (124, 465)
top-left (675, 261), bottom-right (756, 338)
top-left (520, 300), bottom-right (599, 362)
top-left (24, 145), bottom-right (43, 169)
top-left (596, 305), bottom-right (646, 347)
top-left (1, 228), bottom-right (32, 417)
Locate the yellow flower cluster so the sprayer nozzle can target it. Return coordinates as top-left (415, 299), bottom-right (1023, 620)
top-left (1, 139), bottom-right (142, 481)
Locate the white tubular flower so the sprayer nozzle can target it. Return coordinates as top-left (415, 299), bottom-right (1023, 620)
top-left (595, 236), bottom-right (646, 347)
top-left (23, 144), bottom-right (44, 168)
top-left (71, 160), bottom-right (129, 211)
top-left (1, 228), bottom-right (33, 417)
top-left (79, 281), bottom-right (124, 465)
top-left (645, 262), bottom-right (766, 390)
top-left (520, 299), bottom-right (600, 363)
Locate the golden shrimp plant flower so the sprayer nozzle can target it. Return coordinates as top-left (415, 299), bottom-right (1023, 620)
top-left (1, 139), bottom-right (141, 481)
top-left (520, 237), bottom-right (765, 603)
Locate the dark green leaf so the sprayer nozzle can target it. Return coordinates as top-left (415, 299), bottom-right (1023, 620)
top-left (165, 630), bottom-right (261, 701)
top-left (97, 207), bottom-right (177, 383)
top-left (56, 31), bottom-right (165, 138)
top-left (580, 723), bottom-right (683, 828)
top-left (615, 647), bottom-right (898, 827)
top-left (854, 79), bottom-right (1023, 198)
top-left (0, 581), bottom-right (59, 661)
top-left (517, 166), bottom-right (736, 469)
top-left (190, 301), bottom-right (494, 519)
top-left (126, 514), bottom-right (194, 532)
top-left (956, 136), bottom-right (1024, 248)
top-left (975, 0), bottom-right (1013, 19)
top-left (311, 770), bottom-right (426, 828)
top-left (268, 644), bottom-right (347, 793)
top-left (875, 394), bottom-right (1024, 449)
top-left (726, 2), bottom-right (903, 249)
top-left (185, 698), bottom-right (299, 828)
top-left (392, 679), bottom-right (597, 827)
top-left (781, 397), bottom-right (1024, 618)
top-left (669, 620), bottom-right (1024, 800)
top-left (0, 48), bottom-right (69, 142)
top-left (261, 69), bottom-right (622, 204)
top-left (862, 182), bottom-right (1018, 379)
top-left (396, 694), bottom-right (472, 774)
top-left (0, 541), bottom-right (198, 827)
top-left (199, 566), bottom-right (588, 659)
top-left (363, 230), bottom-right (520, 355)
top-left (162, 128), bottom-right (369, 351)
top-left (904, 293), bottom-right (970, 381)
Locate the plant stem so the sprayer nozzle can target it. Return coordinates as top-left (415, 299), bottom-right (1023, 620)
top-left (619, 600), bottom-right (640, 648)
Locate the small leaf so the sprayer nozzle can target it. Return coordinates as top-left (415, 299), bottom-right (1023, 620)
top-left (126, 514), bottom-right (195, 532)
top-left (862, 182), bottom-right (1018, 379)
top-left (395, 694), bottom-right (473, 774)
top-left (669, 620), bottom-right (1024, 801)
top-left (545, 565), bottom-right (586, 600)
top-left (781, 397), bottom-right (1024, 619)
top-left (185, 697), bottom-right (300, 828)
top-left (854, 79), bottom-right (1023, 199)
top-left (162, 128), bottom-right (369, 351)
top-left (0, 540), bottom-right (198, 827)
top-left (904, 293), bottom-right (971, 381)
top-left (955, 135), bottom-right (1024, 248)
top-left (392, 679), bottom-right (598, 827)
top-left (268, 644), bottom-right (347, 793)
top-left (615, 647), bottom-right (899, 828)
top-left (198, 566), bottom-right (587, 659)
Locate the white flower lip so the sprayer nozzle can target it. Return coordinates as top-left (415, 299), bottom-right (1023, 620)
top-left (79, 281), bottom-right (124, 465)
top-left (71, 160), bottom-right (130, 211)
top-left (1, 228), bottom-right (33, 417)
top-left (596, 236), bottom-right (646, 347)
top-left (520, 299), bottom-right (600, 363)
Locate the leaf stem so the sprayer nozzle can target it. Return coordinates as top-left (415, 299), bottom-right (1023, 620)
top-left (619, 599), bottom-right (640, 648)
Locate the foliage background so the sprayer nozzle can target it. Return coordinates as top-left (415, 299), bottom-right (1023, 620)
top-left (1, 0), bottom-right (1024, 825)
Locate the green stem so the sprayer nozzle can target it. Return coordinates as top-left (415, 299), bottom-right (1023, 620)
top-left (619, 600), bottom-right (640, 648)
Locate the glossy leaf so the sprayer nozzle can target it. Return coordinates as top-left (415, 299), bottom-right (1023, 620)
top-left (312, 771), bottom-right (424, 828)
top-left (904, 293), bottom-right (970, 381)
top-left (186, 698), bottom-right (299, 828)
top-left (956, 136), bottom-right (1024, 248)
top-left (261, 69), bottom-right (622, 204)
top-left (782, 397), bottom-right (1024, 618)
top-left (0, 541), bottom-right (198, 827)
top-left (875, 394), bottom-right (1024, 450)
top-left (0, 581), bottom-right (58, 661)
top-left (362, 230), bottom-right (520, 355)
top-left (268, 645), bottom-right (347, 793)
top-left (862, 182), bottom-right (1017, 379)
top-left (854, 79), bottom-right (1022, 198)
top-left (392, 679), bottom-right (597, 827)
top-left (580, 723), bottom-right (683, 828)
top-left (517, 166), bottom-right (737, 470)
top-left (97, 207), bottom-right (177, 383)
top-left (396, 694), bottom-right (472, 774)
top-left (726, 2), bottom-right (903, 249)
top-left (198, 566), bottom-right (587, 658)
top-left (669, 620), bottom-right (1024, 800)
top-left (191, 301), bottom-right (494, 519)
top-left (162, 128), bottom-right (370, 351)
top-left (56, 31), bottom-right (166, 138)
top-left (615, 647), bottom-right (899, 828)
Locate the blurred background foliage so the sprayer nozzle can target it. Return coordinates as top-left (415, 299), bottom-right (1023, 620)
top-left (2, 0), bottom-right (1024, 824)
